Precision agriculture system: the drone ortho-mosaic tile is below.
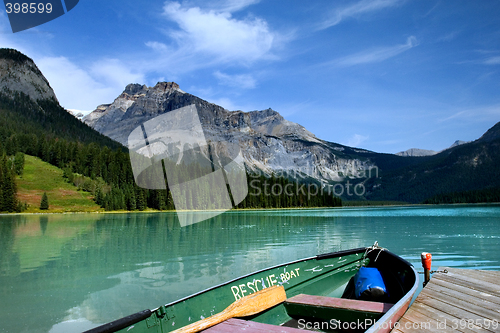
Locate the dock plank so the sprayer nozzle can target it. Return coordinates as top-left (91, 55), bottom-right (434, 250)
top-left (392, 267), bottom-right (500, 333)
top-left (395, 307), bottom-right (458, 333)
top-left (418, 294), bottom-right (495, 331)
top-left (424, 283), bottom-right (500, 320)
top-left (432, 274), bottom-right (500, 299)
top-left (409, 302), bottom-right (478, 333)
top-left (431, 277), bottom-right (500, 306)
top-left (444, 268), bottom-right (500, 284)
top-left (411, 296), bottom-right (489, 333)
top-left (433, 270), bottom-right (500, 296)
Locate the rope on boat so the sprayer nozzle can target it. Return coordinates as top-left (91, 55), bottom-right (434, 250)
top-left (363, 241), bottom-right (387, 262)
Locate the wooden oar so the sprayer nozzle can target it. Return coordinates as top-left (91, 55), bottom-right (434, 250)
top-left (171, 285), bottom-right (286, 333)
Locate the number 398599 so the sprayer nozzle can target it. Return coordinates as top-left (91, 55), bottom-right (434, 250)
top-left (5, 3), bottom-right (53, 14)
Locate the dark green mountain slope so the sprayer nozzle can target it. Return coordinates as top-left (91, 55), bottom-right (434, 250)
top-left (365, 122), bottom-right (500, 203)
top-left (0, 93), bottom-right (123, 152)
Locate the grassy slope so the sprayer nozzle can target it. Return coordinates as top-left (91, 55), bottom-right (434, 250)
top-left (16, 155), bottom-right (102, 213)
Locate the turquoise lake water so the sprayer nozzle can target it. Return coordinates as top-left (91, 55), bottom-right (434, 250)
top-left (0, 204), bottom-right (499, 332)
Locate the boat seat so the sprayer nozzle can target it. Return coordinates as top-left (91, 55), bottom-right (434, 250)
top-left (203, 318), bottom-right (307, 332)
top-left (284, 294), bottom-right (394, 321)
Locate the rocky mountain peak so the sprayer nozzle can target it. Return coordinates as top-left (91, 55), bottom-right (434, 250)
top-left (477, 122), bottom-right (500, 142)
top-left (83, 81), bottom-right (372, 183)
top-left (0, 48), bottom-right (57, 102)
top-left (123, 83), bottom-right (147, 95)
top-left (449, 140), bottom-right (469, 148)
top-left (396, 148), bottom-right (437, 157)
top-left (121, 82), bottom-right (184, 98)
top-left (153, 81), bottom-right (183, 93)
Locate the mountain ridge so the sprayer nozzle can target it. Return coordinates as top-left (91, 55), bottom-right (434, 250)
top-left (83, 81), bottom-right (376, 183)
top-left (82, 80), bottom-right (500, 203)
top-left (396, 140), bottom-right (470, 157)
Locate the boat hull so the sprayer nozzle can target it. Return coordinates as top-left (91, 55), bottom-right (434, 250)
top-left (86, 246), bottom-right (418, 333)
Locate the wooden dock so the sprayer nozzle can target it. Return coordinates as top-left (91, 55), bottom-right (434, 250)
top-left (392, 267), bottom-right (500, 333)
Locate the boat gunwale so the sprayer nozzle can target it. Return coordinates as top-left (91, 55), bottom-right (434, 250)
top-left (364, 265), bottom-right (419, 333)
top-left (156, 247), bottom-right (368, 311)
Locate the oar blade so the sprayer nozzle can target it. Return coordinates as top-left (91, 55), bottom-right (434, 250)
top-left (171, 285), bottom-right (286, 333)
top-left (229, 285), bottom-right (287, 317)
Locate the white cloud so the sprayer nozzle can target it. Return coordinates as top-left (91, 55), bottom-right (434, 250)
top-left (194, 0), bottom-right (261, 13)
top-left (145, 41), bottom-right (170, 52)
top-left (213, 71), bottom-right (256, 89)
top-left (345, 134), bottom-right (369, 147)
top-left (36, 57), bottom-right (144, 111)
top-left (90, 58), bottom-right (145, 91)
top-left (162, 1), bottom-right (275, 64)
top-left (208, 97), bottom-right (241, 111)
top-left (333, 36), bottom-right (418, 67)
top-left (319, 0), bottom-right (402, 30)
top-left (483, 56), bottom-right (500, 65)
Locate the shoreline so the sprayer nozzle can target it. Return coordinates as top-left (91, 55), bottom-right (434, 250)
top-left (2, 201), bottom-right (499, 216)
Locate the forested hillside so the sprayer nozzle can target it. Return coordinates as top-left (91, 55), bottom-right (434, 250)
top-left (0, 85), bottom-right (341, 213)
top-left (364, 129), bottom-right (500, 203)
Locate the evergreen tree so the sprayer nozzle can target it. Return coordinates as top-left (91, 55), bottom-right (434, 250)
top-left (0, 155), bottom-right (17, 212)
top-left (40, 192), bottom-right (49, 210)
top-left (13, 152), bottom-right (24, 175)
top-left (136, 189), bottom-right (146, 211)
top-left (95, 188), bottom-right (104, 206)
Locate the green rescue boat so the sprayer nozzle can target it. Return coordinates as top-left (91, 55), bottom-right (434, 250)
top-left (85, 243), bottom-right (418, 333)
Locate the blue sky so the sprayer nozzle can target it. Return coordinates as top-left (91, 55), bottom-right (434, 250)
top-left (1, 0), bottom-right (499, 154)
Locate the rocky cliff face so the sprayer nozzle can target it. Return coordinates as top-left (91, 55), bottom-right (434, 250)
top-left (0, 48), bottom-right (57, 102)
top-left (83, 82), bottom-right (375, 183)
top-left (396, 148), bottom-right (437, 157)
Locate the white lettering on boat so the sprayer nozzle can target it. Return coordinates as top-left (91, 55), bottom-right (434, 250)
top-left (305, 266), bottom-right (323, 273)
top-left (230, 268), bottom-right (300, 301)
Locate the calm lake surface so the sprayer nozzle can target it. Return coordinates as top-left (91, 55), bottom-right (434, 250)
top-left (1, 204), bottom-right (500, 332)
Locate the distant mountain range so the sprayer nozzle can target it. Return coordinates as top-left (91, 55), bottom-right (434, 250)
top-left (2, 48), bottom-right (499, 204)
top-left (396, 140), bottom-right (469, 157)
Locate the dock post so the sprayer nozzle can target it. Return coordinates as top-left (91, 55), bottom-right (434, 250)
top-left (421, 252), bottom-right (432, 287)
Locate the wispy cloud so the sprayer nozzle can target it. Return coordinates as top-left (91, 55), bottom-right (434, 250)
top-left (455, 51), bottom-right (500, 66)
top-left (145, 41), bottom-right (170, 52)
top-left (214, 71), bottom-right (256, 89)
top-left (332, 36), bottom-right (418, 67)
top-left (318, 0), bottom-right (402, 30)
top-left (437, 110), bottom-right (467, 123)
top-left (190, 0), bottom-right (261, 13)
top-left (436, 31), bottom-right (460, 42)
top-left (161, 1), bottom-right (275, 65)
top-left (345, 134), bottom-right (369, 147)
top-left (482, 56), bottom-right (500, 65)
top-left (438, 104), bottom-right (500, 123)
